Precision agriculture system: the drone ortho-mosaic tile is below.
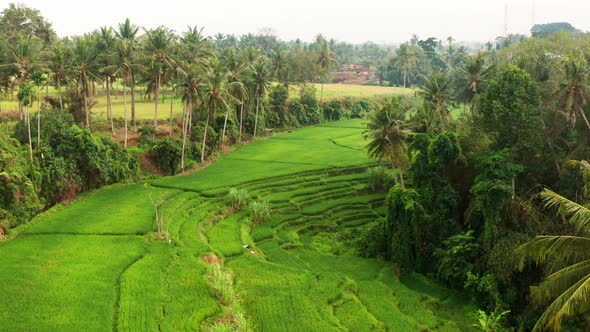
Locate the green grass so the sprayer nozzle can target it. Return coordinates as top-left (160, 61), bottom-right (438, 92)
top-left (291, 83), bottom-right (413, 101)
top-left (28, 184), bottom-right (178, 235)
top-left (0, 234), bottom-right (145, 331)
top-left (0, 118), bottom-right (475, 331)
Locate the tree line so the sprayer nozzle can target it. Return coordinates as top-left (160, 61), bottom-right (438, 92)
top-left (363, 29), bottom-right (590, 331)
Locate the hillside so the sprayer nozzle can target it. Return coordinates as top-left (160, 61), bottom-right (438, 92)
top-left (0, 119), bottom-right (474, 331)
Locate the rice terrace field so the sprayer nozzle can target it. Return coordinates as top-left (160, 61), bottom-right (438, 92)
top-left (0, 119), bottom-right (475, 331)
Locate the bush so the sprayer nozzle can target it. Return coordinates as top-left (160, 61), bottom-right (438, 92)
top-left (228, 187), bottom-right (249, 210)
top-left (150, 137), bottom-right (183, 175)
top-left (367, 166), bottom-right (395, 192)
top-left (352, 100), bottom-right (371, 118)
top-left (249, 200), bottom-right (271, 224)
top-left (434, 230), bottom-right (480, 289)
top-left (322, 100), bottom-right (345, 121)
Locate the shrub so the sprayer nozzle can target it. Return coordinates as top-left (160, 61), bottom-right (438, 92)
top-left (434, 230), bottom-right (480, 289)
top-left (249, 201), bottom-right (271, 224)
top-left (322, 100), bottom-right (345, 121)
top-left (352, 100), bottom-right (371, 118)
top-left (228, 187), bottom-right (249, 210)
top-left (150, 137), bottom-right (183, 175)
top-left (367, 166), bottom-right (395, 192)
top-left (138, 125), bottom-right (156, 137)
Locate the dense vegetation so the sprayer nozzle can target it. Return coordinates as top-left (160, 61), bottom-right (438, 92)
top-left (362, 31), bottom-right (590, 331)
top-left (2, 2), bottom-right (590, 331)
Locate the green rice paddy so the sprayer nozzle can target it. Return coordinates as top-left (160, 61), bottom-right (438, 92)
top-left (0, 119), bottom-right (475, 331)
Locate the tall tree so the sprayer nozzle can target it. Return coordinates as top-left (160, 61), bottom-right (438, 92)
top-left (419, 71), bottom-right (453, 131)
top-left (394, 43), bottom-right (422, 88)
top-left (317, 40), bottom-right (336, 104)
top-left (200, 59), bottom-right (237, 161)
top-left (44, 39), bottom-right (69, 109)
top-left (364, 97), bottom-right (412, 186)
top-left (518, 162), bottom-right (590, 331)
top-left (223, 49), bottom-right (247, 145)
top-left (69, 35), bottom-right (99, 129)
top-left (17, 81), bottom-right (34, 161)
top-left (456, 53), bottom-right (493, 113)
top-left (251, 57), bottom-right (270, 139)
top-left (554, 52), bottom-right (590, 132)
top-left (95, 27), bottom-right (117, 135)
top-left (144, 26), bottom-right (176, 132)
top-left (115, 18), bottom-right (140, 129)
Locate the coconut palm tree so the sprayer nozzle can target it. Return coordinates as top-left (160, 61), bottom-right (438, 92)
top-left (95, 26), bottom-right (117, 135)
top-left (364, 97), bottom-right (412, 186)
top-left (317, 40), bottom-right (336, 104)
top-left (200, 59), bottom-right (239, 161)
top-left (29, 71), bottom-right (47, 146)
top-left (69, 35), bottom-right (99, 129)
top-left (105, 37), bottom-right (140, 147)
top-left (144, 26), bottom-right (177, 132)
top-left (271, 48), bottom-right (289, 86)
top-left (419, 71), bottom-right (453, 131)
top-left (554, 52), bottom-right (590, 132)
top-left (251, 57), bottom-right (270, 139)
top-left (0, 33), bottom-right (42, 119)
top-left (175, 64), bottom-right (202, 172)
top-left (394, 43), bottom-right (421, 88)
top-left (115, 18), bottom-right (141, 129)
top-left (518, 160), bottom-right (590, 331)
top-left (44, 40), bottom-right (69, 110)
top-left (224, 48), bottom-right (248, 143)
top-left (17, 81), bottom-right (34, 161)
top-left (456, 53), bottom-right (494, 113)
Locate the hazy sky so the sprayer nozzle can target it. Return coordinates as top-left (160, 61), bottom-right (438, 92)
top-left (8, 0), bottom-right (590, 44)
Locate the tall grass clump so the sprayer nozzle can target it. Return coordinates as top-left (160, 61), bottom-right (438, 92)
top-left (248, 201), bottom-right (271, 224)
top-left (228, 188), bottom-right (250, 210)
top-left (367, 166), bottom-right (394, 192)
top-left (211, 264), bottom-right (236, 305)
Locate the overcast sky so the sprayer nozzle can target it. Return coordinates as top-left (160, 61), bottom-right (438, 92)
top-left (8, 0), bottom-right (590, 44)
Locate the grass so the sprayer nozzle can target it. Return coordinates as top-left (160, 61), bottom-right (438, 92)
top-left (0, 118), bottom-right (475, 331)
top-left (291, 83), bottom-right (413, 101)
top-left (0, 83), bottom-right (412, 122)
top-left (0, 234), bottom-right (145, 331)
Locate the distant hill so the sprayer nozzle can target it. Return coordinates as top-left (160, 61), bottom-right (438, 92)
top-left (531, 22), bottom-right (581, 38)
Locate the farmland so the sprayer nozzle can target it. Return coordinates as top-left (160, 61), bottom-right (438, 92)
top-left (0, 84), bottom-right (412, 122)
top-left (0, 119), bottom-right (474, 331)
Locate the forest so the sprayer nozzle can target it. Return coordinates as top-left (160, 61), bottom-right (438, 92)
top-left (1, 2), bottom-right (590, 331)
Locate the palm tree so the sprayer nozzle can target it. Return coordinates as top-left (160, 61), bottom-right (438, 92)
top-left (419, 71), bottom-right (453, 131)
top-left (554, 52), bottom-right (590, 132)
top-left (200, 59), bottom-right (238, 161)
top-left (364, 97), bottom-right (412, 186)
top-left (457, 53), bottom-right (494, 113)
top-left (69, 35), bottom-right (99, 129)
top-left (144, 26), bottom-right (176, 132)
top-left (317, 40), bottom-right (336, 104)
top-left (44, 40), bottom-right (69, 110)
top-left (0, 33), bottom-right (42, 119)
top-left (271, 48), bottom-right (288, 86)
top-left (95, 27), bottom-right (117, 135)
top-left (224, 48), bottom-right (248, 143)
top-left (115, 18), bottom-right (141, 129)
top-left (251, 57), bottom-right (270, 139)
top-left (518, 161), bottom-right (590, 331)
top-left (176, 65), bottom-right (202, 172)
top-left (394, 43), bottom-right (421, 88)
top-left (106, 38), bottom-right (139, 147)
top-left (17, 82), bottom-right (34, 161)
top-left (29, 71), bottom-right (47, 146)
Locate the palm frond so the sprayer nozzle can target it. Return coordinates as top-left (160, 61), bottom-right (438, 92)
top-left (541, 189), bottom-right (590, 233)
